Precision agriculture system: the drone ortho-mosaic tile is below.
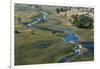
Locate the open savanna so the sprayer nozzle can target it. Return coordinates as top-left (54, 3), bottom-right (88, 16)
top-left (15, 4), bottom-right (94, 65)
top-left (15, 27), bottom-right (75, 65)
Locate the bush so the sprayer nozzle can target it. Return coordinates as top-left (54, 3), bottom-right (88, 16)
top-left (71, 15), bottom-right (94, 29)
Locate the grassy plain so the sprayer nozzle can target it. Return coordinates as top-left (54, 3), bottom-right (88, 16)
top-left (15, 4), bottom-right (94, 65)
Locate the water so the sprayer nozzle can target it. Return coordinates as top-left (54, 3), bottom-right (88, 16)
top-left (83, 42), bottom-right (94, 49)
top-left (34, 44), bottom-right (49, 48)
top-left (58, 29), bottom-right (94, 62)
top-left (63, 29), bottom-right (94, 49)
top-left (63, 29), bottom-right (79, 42)
top-left (27, 11), bottom-right (48, 27)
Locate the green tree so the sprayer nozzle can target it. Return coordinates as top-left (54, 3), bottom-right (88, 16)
top-left (72, 15), bottom-right (93, 29)
top-left (56, 8), bottom-right (60, 14)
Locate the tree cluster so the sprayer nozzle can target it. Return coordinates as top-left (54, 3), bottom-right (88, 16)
top-left (56, 7), bottom-right (68, 14)
top-left (71, 14), bottom-right (94, 29)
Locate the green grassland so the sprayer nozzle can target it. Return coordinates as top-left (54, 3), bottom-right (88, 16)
top-left (15, 4), bottom-right (94, 65)
top-left (15, 25), bottom-right (75, 65)
top-left (15, 6), bottom-right (75, 65)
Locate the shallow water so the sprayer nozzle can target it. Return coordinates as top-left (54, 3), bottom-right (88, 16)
top-left (83, 42), bottom-right (94, 49)
top-left (63, 29), bottom-right (79, 42)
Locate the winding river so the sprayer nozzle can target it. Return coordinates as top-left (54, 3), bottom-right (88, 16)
top-left (26, 10), bottom-right (94, 63)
